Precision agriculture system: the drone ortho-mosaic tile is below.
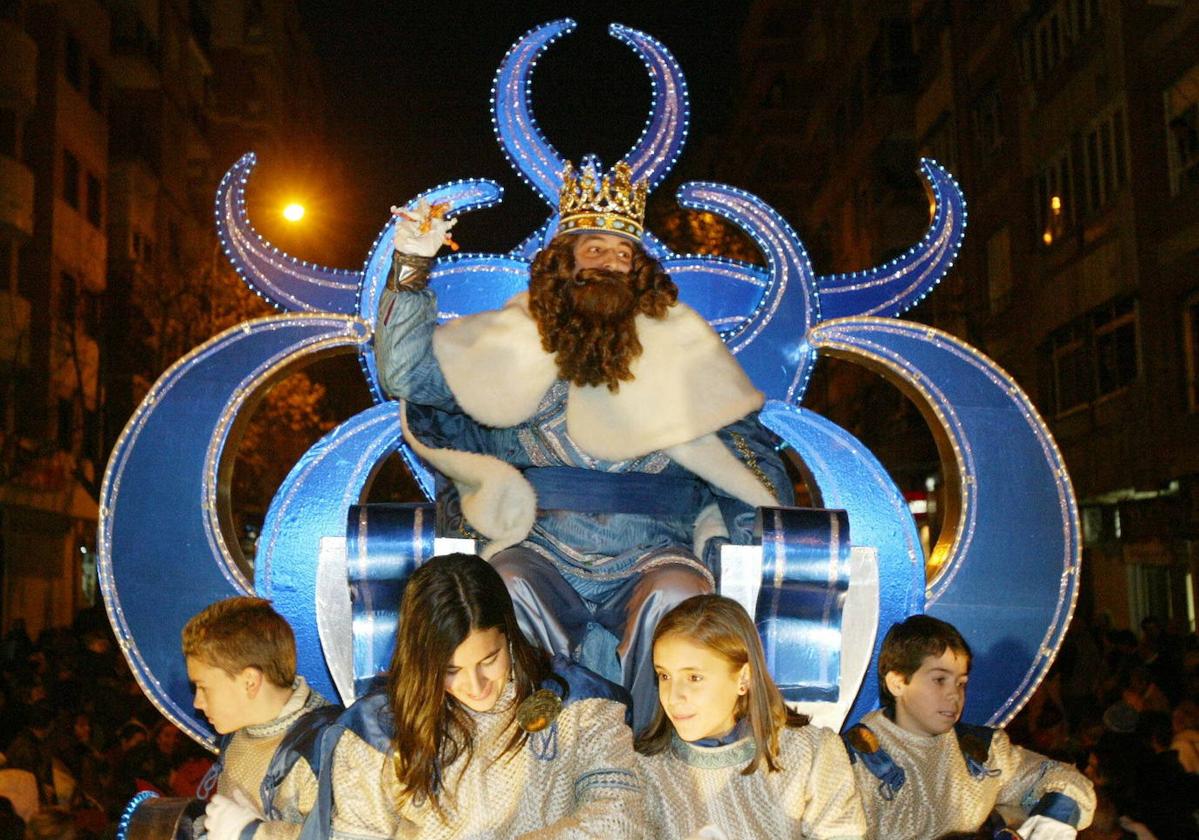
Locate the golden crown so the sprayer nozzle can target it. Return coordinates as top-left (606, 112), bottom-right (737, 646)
top-left (558, 161), bottom-right (648, 241)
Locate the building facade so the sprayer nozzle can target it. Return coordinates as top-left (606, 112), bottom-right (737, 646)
top-left (720, 0), bottom-right (1199, 631)
top-left (0, 0), bottom-right (325, 638)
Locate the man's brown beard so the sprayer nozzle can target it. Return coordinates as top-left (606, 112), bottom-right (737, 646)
top-left (528, 234), bottom-right (679, 391)
top-left (548, 268), bottom-right (641, 390)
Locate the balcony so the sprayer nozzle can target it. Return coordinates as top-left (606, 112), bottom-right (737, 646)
top-left (109, 4), bottom-right (161, 89)
top-left (0, 153), bottom-right (34, 237)
top-left (0, 19), bottom-right (36, 110)
top-left (0, 289), bottom-right (30, 369)
top-left (52, 203), bottom-right (107, 293)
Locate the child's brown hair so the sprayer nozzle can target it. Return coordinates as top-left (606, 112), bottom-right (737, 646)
top-left (635, 594), bottom-right (807, 774)
top-left (878, 614), bottom-right (972, 711)
top-left (181, 597), bottom-right (296, 688)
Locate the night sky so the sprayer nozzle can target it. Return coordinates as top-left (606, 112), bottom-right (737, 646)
top-left (280, 2), bottom-right (750, 266)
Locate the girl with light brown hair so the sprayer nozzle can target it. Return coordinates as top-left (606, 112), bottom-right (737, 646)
top-left (636, 594), bottom-right (866, 839)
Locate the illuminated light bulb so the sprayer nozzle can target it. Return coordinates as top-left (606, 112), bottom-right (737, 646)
top-left (1042, 231), bottom-right (1053, 245)
top-left (1050, 195), bottom-right (1062, 211)
top-left (283, 203), bottom-right (305, 222)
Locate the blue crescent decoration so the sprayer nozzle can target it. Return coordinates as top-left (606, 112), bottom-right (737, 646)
top-left (100, 18), bottom-right (1077, 748)
top-left (815, 159), bottom-right (966, 320)
top-left (214, 153), bottom-right (360, 314)
top-left (255, 402), bottom-right (407, 704)
top-left (808, 319), bottom-right (1081, 725)
top-left (99, 314), bottom-right (371, 747)
top-left (491, 20), bottom-right (690, 220)
top-left (673, 182), bottom-right (820, 403)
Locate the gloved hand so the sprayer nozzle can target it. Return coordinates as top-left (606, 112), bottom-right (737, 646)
top-left (391, 200), bottom-right (457, 257)
top-left (205, 789), bottom-right (263, 840)
top-left (1017, 815), bottom-right (1077, 839)
top-left (683, 826), bottom-right (729, 840)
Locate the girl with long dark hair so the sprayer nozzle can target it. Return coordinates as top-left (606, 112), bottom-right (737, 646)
top-left (313, 553), bottom-right (643, 838)
top-left (636, 595), bottom-right (865, 839)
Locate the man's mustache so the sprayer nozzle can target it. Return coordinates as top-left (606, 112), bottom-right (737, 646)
top-left (565, 269), bottom-right (635, 321)
top-left (571, 267), bottom-right (629, 286)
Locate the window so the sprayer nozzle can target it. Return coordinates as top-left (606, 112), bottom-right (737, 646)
top-left (58, 398), bottom-right (74, 449)
top-left (80, 290), bottom-right (101, 338)
top-left (1093, 298), bottom-right (1138, 396)
top-left (986, 227), bottom-right (1012, 313)
top-left (1036, 147), bottom-right (1074, 246)
top-left (763, 74), bottom-right (789, 109)
top-left (1127, 563), bottom-right (1172, 633)
top-left (65, 34), bottom-right (82, 90)
top-left (168, 220), bottom-right (181, 266)
top-left (59, 271), bottom-right (77, 323)
top-left (1083, 105), bottom-right (1128, 213)
top-left (1021, 0), bottom-right (1100, 82)
top-left (131, 230), bottom-right (154, 264)
top-left (1025, 6), bottom-right (1066, 81)
top-left (0, 238), bottom-right (12, 290)
top-left (62, 150), bottom-right (79, 208)
top-left (1068, 0), bottom-right (1101, 36)
top-left (86, 173), bottom-right (102, 227)
top-left (84, 408), bottom-right (100, 462)
top-left (1185, 290), bottom-right (1199, 412)
top-left (972, 88), bottom-right (1002, 156)
top-left (1042, 296), bottom-right (1140, 416)
top-left (87, 59), bottom-right (103, 112)
top-left (244, 0), bottom-right (265, 41)
top-left (0, 107), bottom-right (15, 157)
top-left (1165, 64), bottom-right (1199, 196)
top-left (1048, 322), bottom-right (1092, 414)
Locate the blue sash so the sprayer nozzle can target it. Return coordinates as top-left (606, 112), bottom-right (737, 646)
top-left (523, 467), bottom-right (705, 515)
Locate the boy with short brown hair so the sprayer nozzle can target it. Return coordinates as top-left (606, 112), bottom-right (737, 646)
top-left (182, 597), bottom-right (338, 840)
top-left (844, 615), bottom-right (1095, 840)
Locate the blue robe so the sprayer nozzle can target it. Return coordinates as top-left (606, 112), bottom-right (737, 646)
top-left (376, 282), bottom-right (793, 730)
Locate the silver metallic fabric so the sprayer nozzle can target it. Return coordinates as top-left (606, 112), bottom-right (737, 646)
top-left (850, 710), bottom-right (1094, 839)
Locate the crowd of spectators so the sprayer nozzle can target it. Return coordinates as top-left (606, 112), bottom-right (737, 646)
top-left (1008, 613), bottom-right (1199, 840)
top-left (0, 608), bottom-right (212, 840)
top-left (0, 605), bottom-right (1195, 840)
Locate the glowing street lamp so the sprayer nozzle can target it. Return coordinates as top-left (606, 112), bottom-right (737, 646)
top-left (282, 203), bottom-right (305, 223)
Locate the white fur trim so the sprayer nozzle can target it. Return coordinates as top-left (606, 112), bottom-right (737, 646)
top-left (692, 502), bottom-right (729, 560)
top-left (666, 434), bottom-right (779, 510)
top-left (431, 294), bottom-right (764, 460)
top-left (430, 293), bottom-right (557, 428)
top-left (566, 304), bottom-right (764, 460)
top-left (399, 402), bottom-right (536, 558)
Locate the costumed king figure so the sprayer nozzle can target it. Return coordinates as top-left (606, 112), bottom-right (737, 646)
top-left (377, 162), bottom-right (793, 732)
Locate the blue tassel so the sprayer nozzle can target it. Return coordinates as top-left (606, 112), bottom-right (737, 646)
top-left (531, 723), bottom-right (559, 761)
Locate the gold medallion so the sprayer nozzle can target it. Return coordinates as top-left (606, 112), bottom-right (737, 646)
top-left (516, 688), bottom-right (563, 733)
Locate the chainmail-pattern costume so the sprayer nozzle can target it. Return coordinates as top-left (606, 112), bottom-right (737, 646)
top-left (639, 725), bottom-right (866, 839)
top-left (327, 676), bottom-right (643, 838)
top-left (216, 678), bottom-right (330, 840)
top-left (849, 709), bottom-right (1095, 839)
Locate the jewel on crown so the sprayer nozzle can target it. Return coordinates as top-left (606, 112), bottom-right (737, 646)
top-left (557, 159), bottom-right (649, 241)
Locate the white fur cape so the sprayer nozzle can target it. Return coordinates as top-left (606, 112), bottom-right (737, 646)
top-left (401, 293), bottom-right (777, 557)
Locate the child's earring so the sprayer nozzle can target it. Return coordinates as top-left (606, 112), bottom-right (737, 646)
top-left (738, 682), bottom-right (748, 695)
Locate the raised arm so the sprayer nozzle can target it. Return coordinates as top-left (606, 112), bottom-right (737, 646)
top-left (374, 203), bottom-right (459, 410)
